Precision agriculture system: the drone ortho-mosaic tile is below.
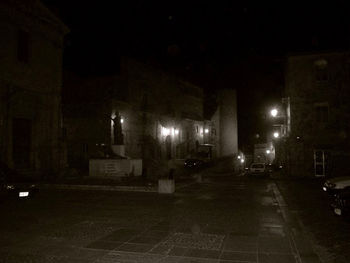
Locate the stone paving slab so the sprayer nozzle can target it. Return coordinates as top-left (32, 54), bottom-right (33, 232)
top-left (95, 251), bottom-right (164, 263)
top-left (258, 253), bottom-right (297, 263)
top-left (223, 235), bottom-right (258, 253)
top-left (258, 236), bottom-right (292, 254)
top-left (220, 251), bottom-right (257, 262)
top-left (163, 232), bottom-right (225, 250)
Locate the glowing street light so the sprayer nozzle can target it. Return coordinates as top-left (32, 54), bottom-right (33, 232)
top-left (270, 108), bottom-right (278, 117)
top-left (273, 132), bottom-right (280, 138)
top-left (266, 149), bottom-right (271, 154)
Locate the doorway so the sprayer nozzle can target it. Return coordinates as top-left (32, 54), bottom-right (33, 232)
top-left (165, 135), bottom-right (172, 160)
top-left (12, 118), bottom-right (32, 169)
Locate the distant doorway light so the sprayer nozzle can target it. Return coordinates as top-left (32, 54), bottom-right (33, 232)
top-left (162, 127), bottom-right (170, 136)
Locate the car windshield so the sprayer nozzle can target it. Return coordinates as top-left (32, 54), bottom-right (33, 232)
top-left (252, 164), bottom-right (264, 168)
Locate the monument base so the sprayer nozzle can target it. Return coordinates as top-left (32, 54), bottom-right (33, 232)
top-left (111, 145), bottom-right (125, 157)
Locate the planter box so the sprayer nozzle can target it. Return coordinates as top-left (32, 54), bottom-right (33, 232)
top-left (158, 179), bottom-right (175, 194)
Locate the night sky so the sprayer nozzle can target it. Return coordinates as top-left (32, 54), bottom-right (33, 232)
top-left (43, 0), bottom-right (350, 151)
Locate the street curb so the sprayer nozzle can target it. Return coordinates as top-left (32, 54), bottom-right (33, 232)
top-left (38, 181), bottom-right (198, 193)
top-left (271, 181), bottom-right (324, 263)
top-left (38, 184), bottom-right (158, 192)
top-left (270, 181), bottom-right (303, 263)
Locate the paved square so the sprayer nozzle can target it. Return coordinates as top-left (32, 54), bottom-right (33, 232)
top-left (163, 232), bottom-right (225, 250)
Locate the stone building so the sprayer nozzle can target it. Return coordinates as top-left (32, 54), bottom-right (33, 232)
top-left (285, 50), bottom-right (350, 177)
top-left (63, 58), bottom-right (239, 178)
top-left (210, 89), bottom-right (238, 158)
top-left (0, 0), bottom-right (69, 174)
top-left (63, 58), bottom-right (209, 176)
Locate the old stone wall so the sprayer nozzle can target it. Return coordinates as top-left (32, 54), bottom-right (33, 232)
top-left (286, 51), bottom-right (350, 177)
top-left (0, 0), bottom-right (67, 174)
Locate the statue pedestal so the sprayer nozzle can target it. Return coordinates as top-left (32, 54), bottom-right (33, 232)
top-left (111, 145), bottom-right (125, 157)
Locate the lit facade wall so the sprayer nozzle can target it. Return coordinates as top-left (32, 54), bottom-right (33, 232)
top-left (115, 59), bottom-right (205, 162)
top-left (63, 58), bottom-right (212, 175)
top-left (216, 89), bottom-right (238, 157)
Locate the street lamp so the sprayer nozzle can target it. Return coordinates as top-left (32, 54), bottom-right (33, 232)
top-left (270, 108), bottom-right (278, 118)
top-left (273, 132), bottom-right (280, 138)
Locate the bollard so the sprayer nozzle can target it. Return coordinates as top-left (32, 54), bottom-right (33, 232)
top-left (158, 178), bottom-right (175, 194)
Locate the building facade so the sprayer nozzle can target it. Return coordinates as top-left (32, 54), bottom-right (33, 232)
top-left (63, 58), bottom-right (212, 176)
top-left (285, 51), bottom-right (350, 177)
top-left (0, 0), bottom-right (68, 174)
top-left (64, 58), bottom-right (239, 178)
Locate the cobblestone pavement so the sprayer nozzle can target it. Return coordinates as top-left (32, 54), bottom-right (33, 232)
top-left (0, 175), bottom-right (321, 263)
top-left (276, 178), bottom-right (350, 263)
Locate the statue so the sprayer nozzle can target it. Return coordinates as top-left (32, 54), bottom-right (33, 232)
top-left (112, 111), bottom-right (124, 145)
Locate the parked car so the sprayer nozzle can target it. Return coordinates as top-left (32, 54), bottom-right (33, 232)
top-left (184, 159), bottom-right (205, 169)
top-left (0, 162), bottom-right (38, 199)
top-left (323, 176), bottom-right (350, 194)
top-left (249, 162), bottom-right (267, 175)
top-left (331, 189), bottom-right (350, 216)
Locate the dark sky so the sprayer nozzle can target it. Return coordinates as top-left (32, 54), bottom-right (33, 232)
top-left (43, 0), bottom-right (350, 150)
top-left (44, 1), bottom-right (350, 72)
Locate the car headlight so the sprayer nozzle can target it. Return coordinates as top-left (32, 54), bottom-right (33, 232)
top-left (6, 184), bottom-right (15, 190)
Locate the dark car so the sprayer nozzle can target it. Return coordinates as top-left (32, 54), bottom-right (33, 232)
top-left (0, 162), bottom-right (38, 199)
top-left (184, 159), bottom-right (205, 169)
top-left (323, 176), bottom-right (350, 194)
top-left (331, 189), bottom-right (350, 216)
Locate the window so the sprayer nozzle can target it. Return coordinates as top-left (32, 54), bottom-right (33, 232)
top-left (314, 58), bottom-right (329, 83)
top-left (315, 68), bottom-right (329, 82)
top-left (314, 103), bottom-right (329, 122)
top-left (17, 29), bottom-right (30, 63)
top-left (62, 128), bottom-right (67, 141)
top-left (141, 92), bottom-right (148, 111)
top-left (82, 143), bottom-right (89, 153)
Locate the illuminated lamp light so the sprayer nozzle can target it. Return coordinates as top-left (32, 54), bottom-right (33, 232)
top-left (266, 150), bottom-right (271, 154)
top-left (204, 128), bottom-right (209, 134)
top-left (273, 132), bottom-right (280, 138)
top-left (270, 109), bottom-right (278, 117)
top-left (174, 129), bottom-right (179, 135)
top-left (162, 127), bottom-right (170, 136)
